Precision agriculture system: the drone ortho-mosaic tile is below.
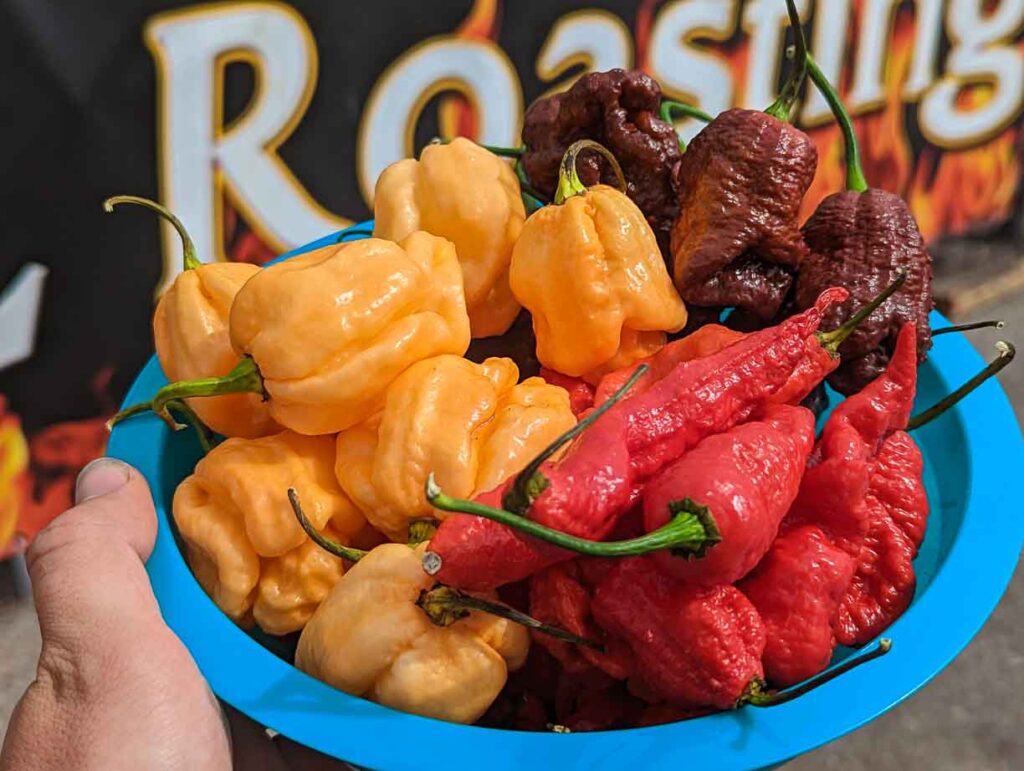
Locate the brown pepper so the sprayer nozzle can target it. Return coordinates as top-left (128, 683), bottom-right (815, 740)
top-left (795, 189), bottom-right (933, 394)
top-left (669, 2), bottom-right (815, 319)
top-left (520, 69), bottom-right (681, 254)
top-left (794, 55), bottom-right (933, 395)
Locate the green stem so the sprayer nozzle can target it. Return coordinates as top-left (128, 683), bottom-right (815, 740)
top-left (407, 518), bottom-right (439, 545)
top-left (504, 364), bottom-right (648, 514)
top-left (109, 357), bottom-right (264, 432)
top-left (817, 272), bottom-right (907, 354)
top-left (907, 341), bottom-right (1015, 430)
top-left (554, 139), bottom-right (627, 205)
top-left (743, 639), bottom-right (892, 707)
top-left (288, 488), bottom-right (367, 562)
top-left (164, 399), bottom-right (215, 454)
top-left (764, 0), bottom-right (809, 122)
top-left (103, 195), bottom-right (202, 271)
top-left (659, 100), bottom-right (714, 125)
top-left (933, 320), bottom-right (1005, 336)
top-left (425, 475), bottom-right (720, 563)
top-left (416, 584), bottom-right (602, 650)
top-left (515, 158), bottom-right (550, 205)
top-left (806, 55), bottom-right (868, 192)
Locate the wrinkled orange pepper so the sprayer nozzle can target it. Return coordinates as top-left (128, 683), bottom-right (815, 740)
top-left (373, 137), bottom-right (526, 338)
top-left (105, 196), bottom-right (279, 438)
top-left (335, 355), bottom-right (575, 541)
top-left (173, 431), bottom-right (367, 634)
top-left (509, 141), bottom-right (687, 381)
top-left (114, 232), bottom-right (472, 436)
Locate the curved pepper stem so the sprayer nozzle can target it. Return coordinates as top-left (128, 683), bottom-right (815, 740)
top-left (514, 158), bottom-right (549, 209)
top-left (742, 638), bottom-right (892, 707)
top-left (109, 356), bottom-right (265, 432)
top-left (554, 139), bottom-right (627, 205)
top-left (817, 271), bottom-right (907, 354)
top-left (805, 55), bottom-right (869, 193)
top-left (659, 101), bottom-right (714, 151)
top-left (103, 195), bottom-right (202, 272)
top-left (908, 341), bottom-right (1015, 430)
top-left (165, 399), bottom-right (215, 453)
top-left (933, 319), bottom-right (1005, 336)
top-left (504, 364), bottom-right (648, 514)
top-left (764, 0), bottom-right (809, 122)
top-left (416, 584), bottom-right (602, 651)
top-left (424, 474), bottom-right (720, 561)
top-left (288, 488), bottom-right (368, 563)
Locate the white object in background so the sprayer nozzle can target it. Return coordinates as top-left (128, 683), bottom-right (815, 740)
top-left (0, 262), bottom-right (48, 372)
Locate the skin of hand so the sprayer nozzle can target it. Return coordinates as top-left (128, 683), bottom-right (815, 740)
top-left (0, 458), bottom-right (351, 771)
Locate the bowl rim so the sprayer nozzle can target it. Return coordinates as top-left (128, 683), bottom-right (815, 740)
top-left (108, 224), bottom-right (1024, 771)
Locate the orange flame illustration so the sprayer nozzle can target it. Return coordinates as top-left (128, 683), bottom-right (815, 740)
top-left (0, 396), bottom-right (29, 557)
top-left (438, 0), bottom-right (502, 141)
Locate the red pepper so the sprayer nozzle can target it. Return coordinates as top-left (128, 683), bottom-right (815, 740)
top-left (739, 525), bottom-right (856, 687)
top-left (592, 324), bottom-right (744, 407)
top-left (527, 561), bottom-right (632, 679)
top-left (643, 404), bottom-right (815, 586)
top-left (590, 556), bottom-right (766, 710)
top-left (539, 367), bottom-right (595, 417)
top-left (868, 430), bottom-right (928, 549)
top-left (426, 288), bottom-right (848, 590)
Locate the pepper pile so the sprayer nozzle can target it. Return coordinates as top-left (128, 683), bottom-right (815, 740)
top-left (106, 0), bottom-right (1016, 734)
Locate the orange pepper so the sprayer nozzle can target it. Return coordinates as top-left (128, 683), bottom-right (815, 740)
top-left (509, 141), bottom-right (686, 380)
top-left (373, 137), bottom-right (526, 338)
top-left (105, 196), bottom-right (278, 438)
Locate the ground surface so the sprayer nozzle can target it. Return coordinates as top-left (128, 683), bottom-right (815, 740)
top-left (1, 297), bottom-right (1022, 769)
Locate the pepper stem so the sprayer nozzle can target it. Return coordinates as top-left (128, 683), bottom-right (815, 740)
top-left (288, 488), bottom-right (367, 563)
top-left (515, 158), bottom-right (550, 207)
top-left (806, 54), bottom-right (869, 193)
top-left (933, 319), bottom-right (1005, 336)
top-left (103, 195), bottom-right (202, 271)
top-left (659, 101), bottom-right (714, 151)
top-left (416, 584), bottom-right (602, 650)
top-left (425, 474), bottom-right (720, 561)
top-left (407, 518), bottom-right (439, 545)
top-left (504, 364), bottom-right (648, 514)
top-left (109, 357), bottom-right (265, 432)
top-left (554, 139), bottom-right (627, 205)
top-left (743, 638), bottom-right (892, 707)
top-left (764, 0), bottom-right (809, 122)
top-left (165, 399), bottom-right (216, 454)
top-left (817, 272), bottom-right (907, 354)
top-left (907, 341), bottom-right (1015, 430)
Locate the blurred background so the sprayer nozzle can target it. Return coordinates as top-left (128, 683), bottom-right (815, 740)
top-left (0, 1), bottom-right (1021, 767)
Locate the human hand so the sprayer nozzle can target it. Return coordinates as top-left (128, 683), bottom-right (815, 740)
top-left (0, 458), bottom-right (351, 771)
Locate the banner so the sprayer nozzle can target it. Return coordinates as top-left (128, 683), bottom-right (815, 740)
top-left (2, 0), bottom-right (1022, 553)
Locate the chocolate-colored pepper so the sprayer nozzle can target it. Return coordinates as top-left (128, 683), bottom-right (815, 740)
top-left (670, 0), bottom-right (815, 321)
top-left (520, 69), bottom-right (681, 253)
top-left (794, 55), bottom-right (933, 394)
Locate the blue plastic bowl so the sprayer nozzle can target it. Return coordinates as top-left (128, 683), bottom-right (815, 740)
top-left (108, 224), bottom-right (1024, 770)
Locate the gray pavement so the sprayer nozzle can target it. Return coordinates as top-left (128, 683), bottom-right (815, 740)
top-left (1, 296), bottom-right (1022, 769)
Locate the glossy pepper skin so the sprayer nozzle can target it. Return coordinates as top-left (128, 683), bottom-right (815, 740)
top-left (520, 69), bottom-right (682, 253)
top-left (592, 557), bottom-right (766, 709)
top-left (796, 189), bottom-right (933, 394)
top-left (539, 367), bottom-right (595, 417)
top-left (228, 233), bottom-right (470, 435)
top-left (155, 262), bottom-right (280, 438)
top-left (643, 404), bottom-right (815, 586)
top-left (428, 288), bottom-right (846, 590)
top-left (334, 355), bottom-right (575, 541)
top-left (670, 108), bottom-right (817, 320)
top-left (295, 543), bottom-right (529, 724)
top-left (373, 137), bottom-right (526, 338)
top-left (172, 431), bottom-right (366, 633)
top-left (510, 184), bottom-right (687, 380)
top-left (739, 525), bottom-right (856, 687)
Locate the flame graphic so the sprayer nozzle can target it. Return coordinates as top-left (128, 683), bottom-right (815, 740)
top-left (438, 0), bottom-right (502, 140)
top-left (0, 396), bottom-right (29, 557)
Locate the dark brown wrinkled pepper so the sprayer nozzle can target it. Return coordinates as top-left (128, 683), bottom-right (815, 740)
top-left (794, 55), bottom-right (933, 395)
top-left (520, 69), bottom-right (682, 253)
top-left (670, 0), bottom-right (815, 322)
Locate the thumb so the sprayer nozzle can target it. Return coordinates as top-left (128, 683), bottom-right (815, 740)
top-left (27, 457), bottom-right (163, 670)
